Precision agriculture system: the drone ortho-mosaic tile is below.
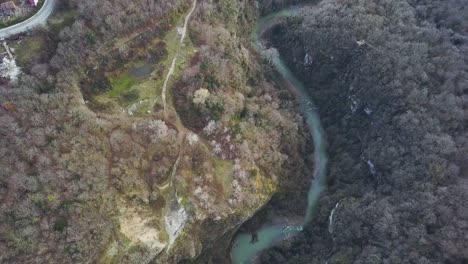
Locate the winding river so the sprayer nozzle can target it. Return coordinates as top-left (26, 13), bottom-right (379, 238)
top-left (231, 7), bottom-right (328, 264)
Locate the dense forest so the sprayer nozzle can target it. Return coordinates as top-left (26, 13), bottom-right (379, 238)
top-left (0, 0), bottom-right (467, 263)
top-left (259, 0), bottom-right (468, 263)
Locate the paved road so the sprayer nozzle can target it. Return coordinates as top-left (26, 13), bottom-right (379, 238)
top-left (0, 0), bottom-right (56, 39)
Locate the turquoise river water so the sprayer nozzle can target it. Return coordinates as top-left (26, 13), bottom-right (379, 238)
top-left (231, 7), bottom-right (329, 264)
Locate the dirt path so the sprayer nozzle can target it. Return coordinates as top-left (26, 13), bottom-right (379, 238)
top-left (161, 0), bottom-right (197, 116)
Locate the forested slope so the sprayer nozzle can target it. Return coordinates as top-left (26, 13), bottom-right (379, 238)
top-left (1, 0), bottom-right (467, 263)
top-left (261, 0), bottom-right (468, 263)
top-left (0, 0), bottom-right (310, 263)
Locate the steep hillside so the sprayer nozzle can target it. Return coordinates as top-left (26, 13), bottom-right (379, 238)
top-left (259, 0), bottom-right (468, 263)
top-left (0, 0), bottom-right (311, 263)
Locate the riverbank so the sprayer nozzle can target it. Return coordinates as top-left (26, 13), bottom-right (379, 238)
top-left (241, 0), bottom-right (468, 262)
top-left (231, 6), bottom-right (328, 263)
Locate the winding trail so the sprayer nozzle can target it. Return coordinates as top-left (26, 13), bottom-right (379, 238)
top-left (231, 7), bottom-right (328, 264)
top-left (161, 0), bottom-right (197, 116)
top-left (0, 0), bottom-right (56, 39)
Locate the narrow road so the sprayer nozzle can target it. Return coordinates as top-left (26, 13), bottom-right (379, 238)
top-left (0, 0), bottom-right (56, 39)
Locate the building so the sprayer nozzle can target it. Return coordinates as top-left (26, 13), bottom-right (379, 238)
top-left (0, 1), bottom-right (17, 15)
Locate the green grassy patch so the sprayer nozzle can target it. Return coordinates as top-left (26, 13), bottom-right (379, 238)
top-left (163, 25), bottom-right (196, 111)
top-left (12, 34), bottom-right (46, 66)
top-left (107, 24), bottom-right (194, 112)
top-left (89, 3), bottom-right (196, 115)
top-left (108, 74), bottom-right (137, 98)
